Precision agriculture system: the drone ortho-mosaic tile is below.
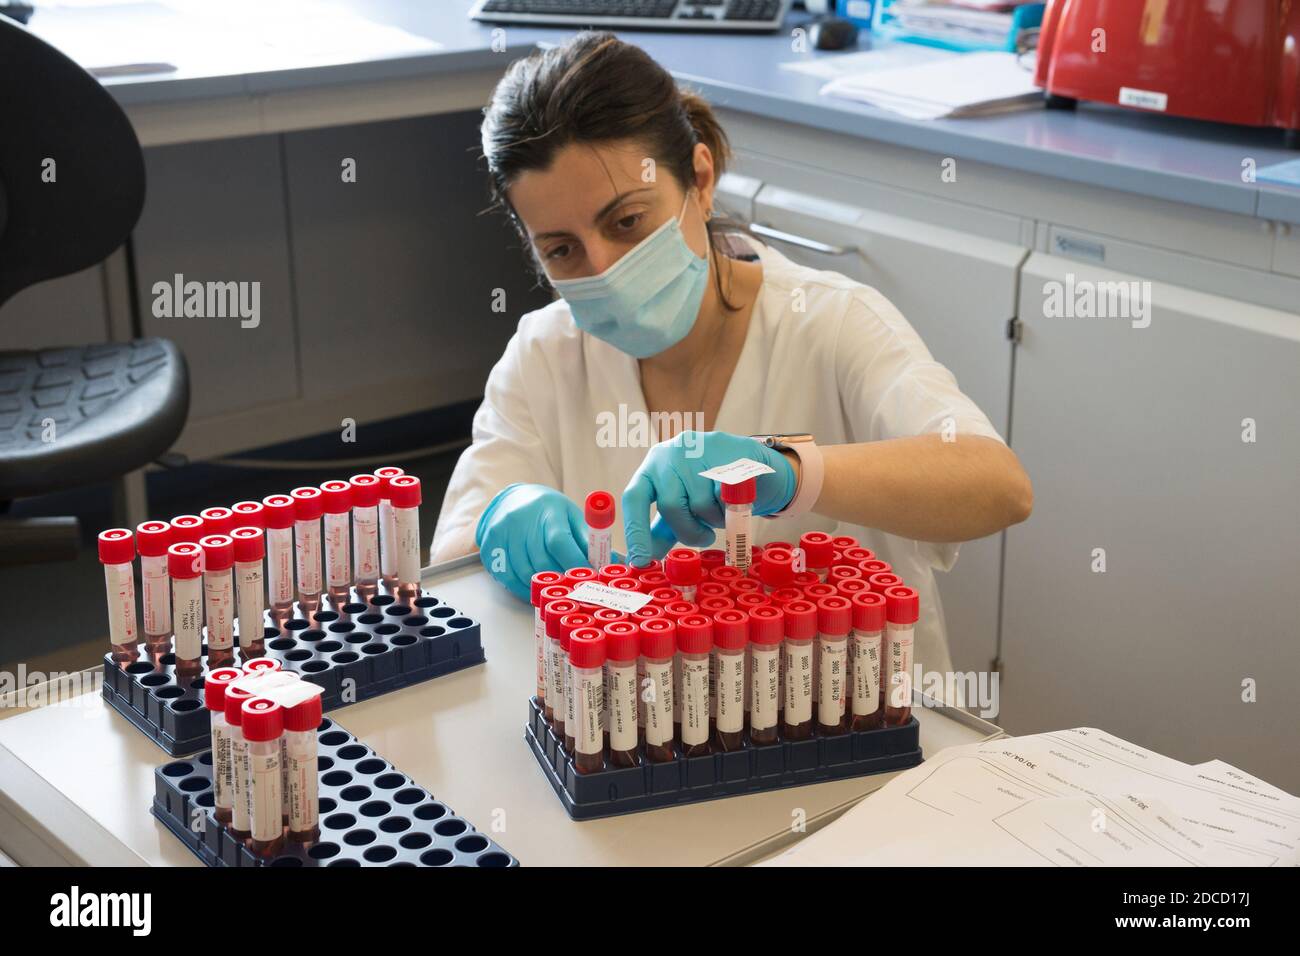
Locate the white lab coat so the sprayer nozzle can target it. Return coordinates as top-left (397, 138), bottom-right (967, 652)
top-left (434, 241), bottom-right (1005, 679)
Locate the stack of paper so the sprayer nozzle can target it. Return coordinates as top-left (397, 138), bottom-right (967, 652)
top-left (891, 1), bottom-right (1025, 47)
top-left (763, 727), bottom-right (1300, 866)
top-left (820, 50), bottom-right (1043, 120)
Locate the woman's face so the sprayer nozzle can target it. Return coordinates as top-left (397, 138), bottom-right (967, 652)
top-left (508, 140), bottom-right (714, 282)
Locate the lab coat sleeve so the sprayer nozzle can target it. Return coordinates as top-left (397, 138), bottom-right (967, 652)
top-left (431, 324), bottom-right (560, 557)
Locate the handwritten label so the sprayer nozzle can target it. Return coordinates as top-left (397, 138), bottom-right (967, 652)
top-left (698, 457), bottom-right (775, 484)
top-left (567, 581), bottom-right (652, 614)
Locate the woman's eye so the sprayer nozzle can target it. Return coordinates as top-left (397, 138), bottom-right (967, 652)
top-left (615, 212), bottom-right (643, 232)
top-left (543, 243), bottom-right (571, 261)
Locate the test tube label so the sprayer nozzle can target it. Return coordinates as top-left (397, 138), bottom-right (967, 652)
top-left (608, 663), bottom-right (638, 752)
top-left (853, 629), bottom-right (882, 716)
top-left (716, 652), bottom-right (746, 735)
top-left (750, 644), bottom-right (780, 731)
top-left (887, 623), bottom-right (915, 708)
top-left (644, 660), bottom-right (674, 747)
top-left (682, 656), bottom-right (710, 747)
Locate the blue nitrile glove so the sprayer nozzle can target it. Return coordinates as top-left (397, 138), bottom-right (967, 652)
top-left (476, 483), bottom-right (620, 601)
top-left (622, 431), bottom-right (796, 567)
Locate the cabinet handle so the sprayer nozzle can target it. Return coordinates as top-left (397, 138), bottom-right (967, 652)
top-left (746, 222), bottom-right (857, 256)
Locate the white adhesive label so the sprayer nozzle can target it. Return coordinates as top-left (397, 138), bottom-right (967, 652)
top-left (230, 732), bottom-right (251, 832)
top-left (565, 658), bottom-right (576, 737)
top-left (725, 507), bottom-right (752, 571)
top-left (548, 637), bottom-right (564, 720)
top-left (286, 730), bottom-right (318, 832)
top-left (607, 662), bottom-right (638, 752)
top-left (673, 654), bottom-right (682, 725)
top-left (250, 747), bottom-right (282, 842)
top-left (819, 637), bottom-right (847, 724)
top-left (103, 563), bottom-right (137, 646)
top-left (533, 608), bottom-right (546, 698)
top-left (576, 668), bottom-right (604, 756)
top-left (698, 457), bottom-right (776, 483)
top-left (379, 498), bottom-right (396, 577)
top-left (644, 659), bottom-right (674, 747)
top-left (886, 622), bottom-right (915, 709)
top-left (394, 506), bottom-right (420, 586)
top-left (682, 655), bottom-right (710, 746)
top-left (141, 554), bottom-right (170, 637)
top-left (204, 571), bottom-right (234, 651)
top-left (750, 643), bottom-right (780, 731)
top-left (212, 720), bottom-right (232, 811)
top-left (715, 650), bottom-right (746, 734)
top-left (588, 528), bottom-right (612, 570)
top-left (295, 519), bottom-right (322, 595)
top-left (236, 561), bottom-right (264, 646)
top-left (852, 628), bottom-right (882, 716)
top-left (173, 576), bottom-right (203, 662)
top-left (267, 527), bottom-right (293, 604)
top-left (784, 641), bottom-right (813, 724)
top-left (324, 511), bottom-right (350, 587)
top-left (566, 581), bottom-right (652, 613)
top-left (353, 506), bottom-right (380, 580)
top-left (637, 657), bottom-right (647, 728)
top-left (1118, 86), bottom-right (1168, 111)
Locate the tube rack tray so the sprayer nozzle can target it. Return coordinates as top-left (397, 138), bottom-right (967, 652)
top-left (524, 697), bottom-right (923, 820)
top-left (152, 717), bottom-right (517, 867)
top-left (103, 588), bottom-right (485, 756)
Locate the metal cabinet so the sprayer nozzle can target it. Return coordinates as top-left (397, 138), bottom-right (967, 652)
top-left (1002, 253), bottom-right (1300, 791)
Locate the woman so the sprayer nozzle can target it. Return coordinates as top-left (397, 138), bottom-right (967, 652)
top-left (431, 32), bottom-right (1032, 679)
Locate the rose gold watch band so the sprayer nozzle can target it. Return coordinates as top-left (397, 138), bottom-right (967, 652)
top-left (752, 434), bottom-right (824, 519)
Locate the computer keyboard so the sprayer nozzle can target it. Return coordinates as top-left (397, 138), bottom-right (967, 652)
top-left (470, 0), bottom-right (790, 33)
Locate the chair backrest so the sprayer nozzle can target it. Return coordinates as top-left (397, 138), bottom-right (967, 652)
top-left (0, 16), bottom-right (145, 310)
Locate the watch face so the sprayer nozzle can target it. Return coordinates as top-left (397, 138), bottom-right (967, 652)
top-left (753, 433), bottom-right (813, 446)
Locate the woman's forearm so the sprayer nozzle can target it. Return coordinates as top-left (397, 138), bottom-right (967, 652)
top-left (804, 435), bottom-right (1033, 543)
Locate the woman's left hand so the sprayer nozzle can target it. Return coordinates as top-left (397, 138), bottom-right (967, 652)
top-left (621, 430), bottom-right (796, 567)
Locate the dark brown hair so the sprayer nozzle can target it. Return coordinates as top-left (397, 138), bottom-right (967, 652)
top-left (481, 32), bottom-right (738, 305)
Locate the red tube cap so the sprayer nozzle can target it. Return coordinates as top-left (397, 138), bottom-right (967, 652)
top-left (224, 684), bottom-right (255, 726)
top-left (868, 572), bottom-right (903, 595)
top-left (799, 531), bottom-right (833, 569)
top-left (829, 564), bottom-right (863, 583)
top-left (543, 599), bottom-right (579, 636)
top-left (241, 698), bottom-right (283, 742)
top-left (242, 657), bottom-right (281, 676)
top-left (816, 595), bottom-right (852, 635)
top-left (676, 614), bottom-right (714, 654)
top-left (203, 667), bottom-right (242, 712)
top-left (638, 572), bottom-right (669, 590)
top-left (558, 613), bottom-right (595, 649)
top-left (836, 578), bottom-right (871, 600)
top-left (792, 571), bottom-right (820, 589)
top-left (97, 527), bottom-right (135, 564)
top-left (569, 628), bottom-right (606, 668)
top-left (698, 596), bottom-right (735, 614)
top-left (135, 520), bottom-right (171, 558)
top-left (230, 526), bottom-right (265, 563)
top-left (708, 566), bottom-right (744, 585)
top-left (638, 617), bottom-right (676, 659)
top-left (320, 480), bottom-right (353, 514)
top-left (200, 507), bottom-right (234, 537)
top-left (290, 487), bottom-right (323, 521)
top-left (697, 581), bottom-right (730, 600)
top-left (348, 474), bottom-right (381, 509)
top-left (261, 494), bottom-right (295, 530)
top-left (661, 600), bottom-right (699, 622)
top-left (759, 547), bottom-right (796, 590)
top-left (843, 546), bottom-right (875, 565)
top-left (699, 549), bottom-right (726, 571)
top-left (530, 571), bottom-right (563, 607)
top-left (169, 514), bottom-right (204, 544)
top-left (859, 559), bottom-right (892, 578)
top-left (602, 620), bottom-right (640, 661)
top-left (769, 586), bottom-right (804, 607)
top-left (590, 607), bottom-right (625, 624)
top-left (730, 576), bottom-right (762, 595)
top-left (388, 475), bottom-right (421, 509)
top-left (598, 563), bottom-right (634, 583)
top-left (719, 477), bottom-right (756, 505)
top-left (167, 542), bottom-right (203, 579)
top-left (374, 466), bottom-right (405, 499)
top-left (831, 535), bottom-right (858, 550)
top-left (711, 609), bottom-right (748, 650)
top-left (885, 586), bottom-right (920, 625)
top-left (734, 592), bottom-right (769, 611)
top-left (629, 603), bottom-right (663, 620)
top-left (230, 501), bottom-right (265, 529)
top-left (649, 587), bottom-right (683, 607)
top-left (747, 604), bottom-right (785, 646)
top-left (562, 567), bottom-right (598, 588)
top-left (584, 491), bottom-right (615, 530)
top-left (851, 591), bottom-right (887, 631)
top-left (783, 599), bottom-right (817, 640)
top-left (804, 582), bottom-right (838, 602)
top-left (200, 534), bottom-right (233, 572)
top-left (633, 560), bottom-right (663, 577)
top-left (664, 548), bottom-right (702, 587)
top-left (283, 691), bottom-right (324, 733)
top-left (609, 576), bottom-right (642, 592)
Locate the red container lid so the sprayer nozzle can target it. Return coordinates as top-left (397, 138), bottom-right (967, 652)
top-left (97, 527), bottom-right (135, 564)
top-left (676, 614), bottom-right (713, 654)
top-left (851, 590), bottom-right (887, 631)
top-left (609, 576), bottom-right (642, 592)
top-left (719, 477), bottom-right (756, 505)
top-left (230, 501), bottom-right (266, 529)
top-left (224, 684), bottom-right (255, 726)
top-left (664, 548), bottom-right (702, 586)
top-left (868, 572), bottom-right (903, 594)
top-left (816, 595), bottom-right (852, 635)
top-left (697, 581), bottom-right (730, 600)
top-left (831, 535), bottom-right (858, 550)
top-left (290, 486), bottom-right (323, 521)
top-left (241, 698), bottom-right (283, 742)
top-left (859, 559), bottom-right (892, 578)
top-left (598, 563), bottom-right (634, 583)
top-left (632, 559), bottom-right (662, 577)
top-left (200, 507), bottom-right (234, 537)
top-left (200, 534), bottom-right (234, 572)
top-left (203, 667), bottom-right (243, 712)
top-left (569, 628), bottom-right (606, 668)
top-left (602, 620), bottom-right (640, 661)
top-left (167, 542), bottom-right (203, 579)
top-left (747, 604), bottom-right (785, 646)
top-left (638, 617), bottom-right (676, 659)
top-left (783, 599), bottom-right (817, 640)
top-left (829, 565), bottom-right (863, 583)
top-left (562, 567), bottom-right (598, 588)
top-left (242, 657), bottom-right (281, 675)
top-left (283, 692), bottom-right (323, 733)
top-left (843, 546), bottom-right (875, 565)
top-left (792, 571), bottom-right (820, 589)
top-left (885, 586), bottom-right (920, 625)
top-left (711, 609), bottom-right (748, 650)
top-left (261, 494), bottom-right (296, 530)
top-left (699, 549), bottom-right (726, 570)
top-left (530, 571), bottom-right (563, 607)
top-left (734, 592), bottom-right (769, 611)
top-left (320, 480), bottom-right (353, 514)
top-left (708, 566), bottom-right (744, 585)
top-left (558, 613), bottom-right (595, 648)
top-left (584, 491), bottom-right (615, 530)
top-left (169, 514), bottom-right (204, 543)
top-left (135, 520), bottom-right (172, 558)
top-left (769, 586), bottom-right (804, 607)
top-left (698, 596), bottom-right (735, 614)
top-left (388, 475), bottom-right (422, 509)
top-left (590, 607), bottom-right (625, 624)
top-left (630, 603), bottom-right (663, 620)
top-left (638, 571), bottom-right (669, 590)
top-left (804, 582), bottom-right (838, 601)
top-left (542, 599), bottom-right (579, 636)
top-left (836, 577), bottom-right (871, 600)
top-left (348, 474), bottom-right (381, 509)
top-left (730, 577), bottom-right (762, 595)
top-left (374, 466), bottom-right (405, 498)
top-left (799, 531), bottom-right (833, 568)
top-left (648, 587), bottom-right (682, 607)
top-left (538, 584), bottom-right (569, 607)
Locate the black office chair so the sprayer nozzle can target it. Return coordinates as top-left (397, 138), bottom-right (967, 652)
top-left (0, 16), bottom-right (189, 563)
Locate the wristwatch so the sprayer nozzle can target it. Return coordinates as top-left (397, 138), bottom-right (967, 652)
top-left (750, 433), bottom-right (824, 518)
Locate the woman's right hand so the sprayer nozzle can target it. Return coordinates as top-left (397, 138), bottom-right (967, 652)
top-left (475, 483), bottom-right (592, 601)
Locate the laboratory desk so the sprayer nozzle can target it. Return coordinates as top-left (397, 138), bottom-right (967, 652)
top-left (0, 556), bottom-right (1002, 867)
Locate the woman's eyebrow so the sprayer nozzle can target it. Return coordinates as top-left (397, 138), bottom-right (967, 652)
top-left (530, 187), bottom-right (657, 242)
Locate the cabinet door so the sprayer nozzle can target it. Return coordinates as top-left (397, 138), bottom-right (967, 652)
top-left (753, 184), bottom-right (1026, 674)
top-left (1003, 253), bottom-right (1300, 792)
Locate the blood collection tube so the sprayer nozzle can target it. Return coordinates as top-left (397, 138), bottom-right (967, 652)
top-left (543, 598), bottom-right (578, 735)
top-left (169, 514), bottom-right (204, 543)
top-left (261, 494), bottom-right (296, 622)
top-left (747, 604), bottom-right (783, 745)
top-left (868, 572), bottom-right (903, 595)
top-left (560, 612), bottom-right (594, 755)
top-left (320, 480), bottom-right (353, 606)
top-left (242, 697), bottom-right (285, 858)
top-left (204, 667), bottom-right (242, 825)
top-left (284, 688), bottom-right (323, 842)
top-left (850, 591), bottom-right (886, 731)
top-left (201, 534), bottom-right (236, 669)
top-left (168, 541), bottom-right (204, 679)
top-left (584, 491), bottom-right (615, 570)
top-left (677, 615), bottom-right (713, 757)
top-left (224, 683), bottom-right (255, 840)
top-left (816, 596), bottom-right (851, 735)
top-left (568, 628), bottom-right (606, 774)
top-left (348, 474), bottom-right (382, 601)
top-left (759, 547), bottom-right (796, 594)
top-left (230, 500), bottom-right (265, 529)
top-left (98, 529), bottom-right (139, 666)
top-left (200, 506), bottom-right (234, 537)
top-left (135, 520), bottom-right (172, 664)
top-left (782, 599), bottom-right (816, 739)
top-left (372, 466), bottom-right (405, 589)
top-left (699, 549), bottom-right (726, 572)
top-left (883, 586), bottom-right (919, 726)
top-left (710, 609), bottom-right (747, 751)
top-left (290, 486), bottom-right (324, 612)
top-left (530, 572), bottom-right (563, 709)
top-left (231, 527), bottom-right (266, 659)
top-left (720, 477), bottom-right (755, 571)
top-left (640, 617), bottom-right (677, 762)
top-left (387, 475), bottom-right (423, 599)
top-left (603, 620), bottom-right (640, 767)
top-left (799, 531), bottom-right (833, 581)
top-left (664, 548), bottom-right (702, 601)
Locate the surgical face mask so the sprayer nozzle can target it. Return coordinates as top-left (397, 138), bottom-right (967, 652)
top-left (549, 192), bottom-right (709, 359)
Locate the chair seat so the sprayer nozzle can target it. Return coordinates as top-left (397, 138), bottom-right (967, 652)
top-left (0, 338), bottom-right (189, 500)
